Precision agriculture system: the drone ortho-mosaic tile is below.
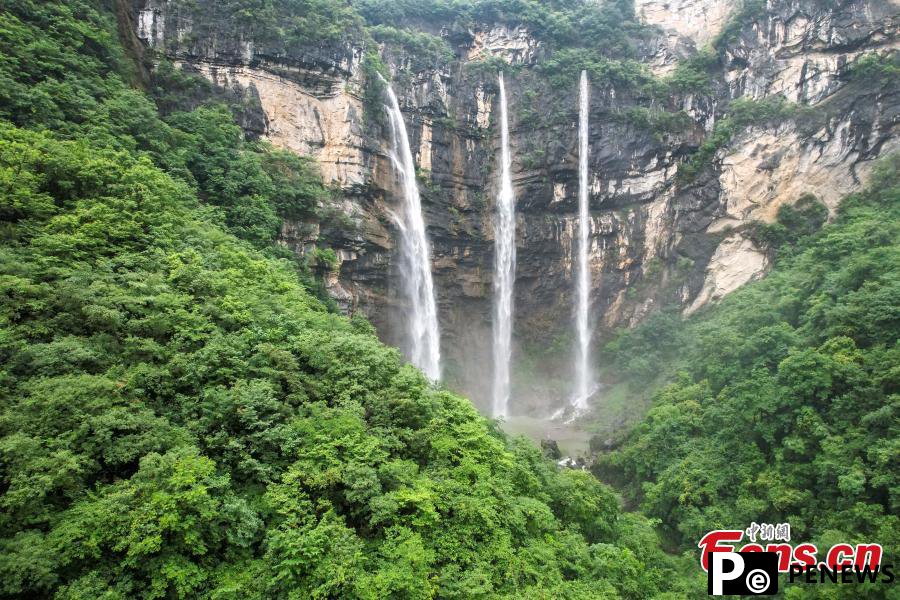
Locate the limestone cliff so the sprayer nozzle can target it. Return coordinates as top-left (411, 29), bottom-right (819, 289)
top-left (133, 0), bottom-right (899, 413)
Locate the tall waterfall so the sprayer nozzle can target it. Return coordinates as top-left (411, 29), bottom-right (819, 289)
top-left (492, 72), bottom-right (516, 418)
top-left (383, 82), bottom-right (442, 380)
top-left (571, 70), bottom-right (594, 413)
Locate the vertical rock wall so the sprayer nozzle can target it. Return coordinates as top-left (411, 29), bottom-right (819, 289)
top-left (133, 0), bottom-right (899, 413)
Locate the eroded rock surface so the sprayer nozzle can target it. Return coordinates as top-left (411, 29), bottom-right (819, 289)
top-left (635, 0), bottom-right (735, 47)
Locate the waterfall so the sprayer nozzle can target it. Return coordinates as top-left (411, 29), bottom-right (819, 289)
top-left (492, 72), bottom-right (516, 418)
top-left (383, 82), bottom-right (442, 381)
top-left (571, 70), bottom-right (594, 414)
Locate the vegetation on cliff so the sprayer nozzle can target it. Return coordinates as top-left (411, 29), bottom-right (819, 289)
top-left (598, 156), bottom-right (900, 578)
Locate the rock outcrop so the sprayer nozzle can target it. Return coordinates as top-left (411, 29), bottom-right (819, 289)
top-left (635, 0), bottom-right (735, 47)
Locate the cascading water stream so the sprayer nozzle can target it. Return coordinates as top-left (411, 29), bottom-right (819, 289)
top-left (492, 72), bottom-right (516, 418)
top-left (382, 80), bottom-right (442, 381)
top-left (571, 69), bottom-right (594, 415)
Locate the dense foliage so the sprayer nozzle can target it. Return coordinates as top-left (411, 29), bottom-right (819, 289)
top-left (0, 0), bottom-right (335, 268)
top-left (598, 157), bottom-right (900, 594)
top-left (168, 0), bottom-right (364, 47)
top-left (3, 0), bottom-right (897, 597)
top-left (355, 0), bottom-right (638, 52)
top-left (0, 1), bottom-right (700, 598)
top-left (163, 0), bottom-right (652, 90)
top-left (369, 25), bottom-right (454, 71)
top-left (0, 124), bottom-right (698, 598)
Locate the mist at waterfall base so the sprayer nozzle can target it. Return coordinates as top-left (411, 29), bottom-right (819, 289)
top-left (491, 72), bottom-right (516, 419)
top-left (382, 82), bottom-right (442, 381)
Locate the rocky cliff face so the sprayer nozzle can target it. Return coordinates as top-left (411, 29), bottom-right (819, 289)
top-left (133, 0), bottom-right (899, 413)
top-left (636, 0), bottom-right (736, 47)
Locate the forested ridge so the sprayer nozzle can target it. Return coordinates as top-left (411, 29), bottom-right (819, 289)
top-left (0, 0), bottom-right (897, 599)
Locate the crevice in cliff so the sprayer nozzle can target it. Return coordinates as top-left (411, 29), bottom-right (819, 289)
top-left (110, 0), bottom-right (151, 88)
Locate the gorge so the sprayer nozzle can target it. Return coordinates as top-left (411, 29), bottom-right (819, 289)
top-left (0, 0), bottom-right (897, 597)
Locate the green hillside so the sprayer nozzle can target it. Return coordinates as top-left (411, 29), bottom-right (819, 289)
top-left (597, 157), bottom-right (899, 594)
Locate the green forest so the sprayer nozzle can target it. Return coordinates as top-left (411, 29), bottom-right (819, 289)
top-left (0, 0), bottom-right (897, 598)
top-left (599, 157), bottom-right (899, 555)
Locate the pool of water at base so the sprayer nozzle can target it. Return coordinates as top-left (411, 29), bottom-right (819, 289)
top-left (500, 415), bottom-right (592, 458)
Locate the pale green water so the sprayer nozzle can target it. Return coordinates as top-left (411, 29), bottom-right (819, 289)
top-left (501, 415), bottom-right (592, 458)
